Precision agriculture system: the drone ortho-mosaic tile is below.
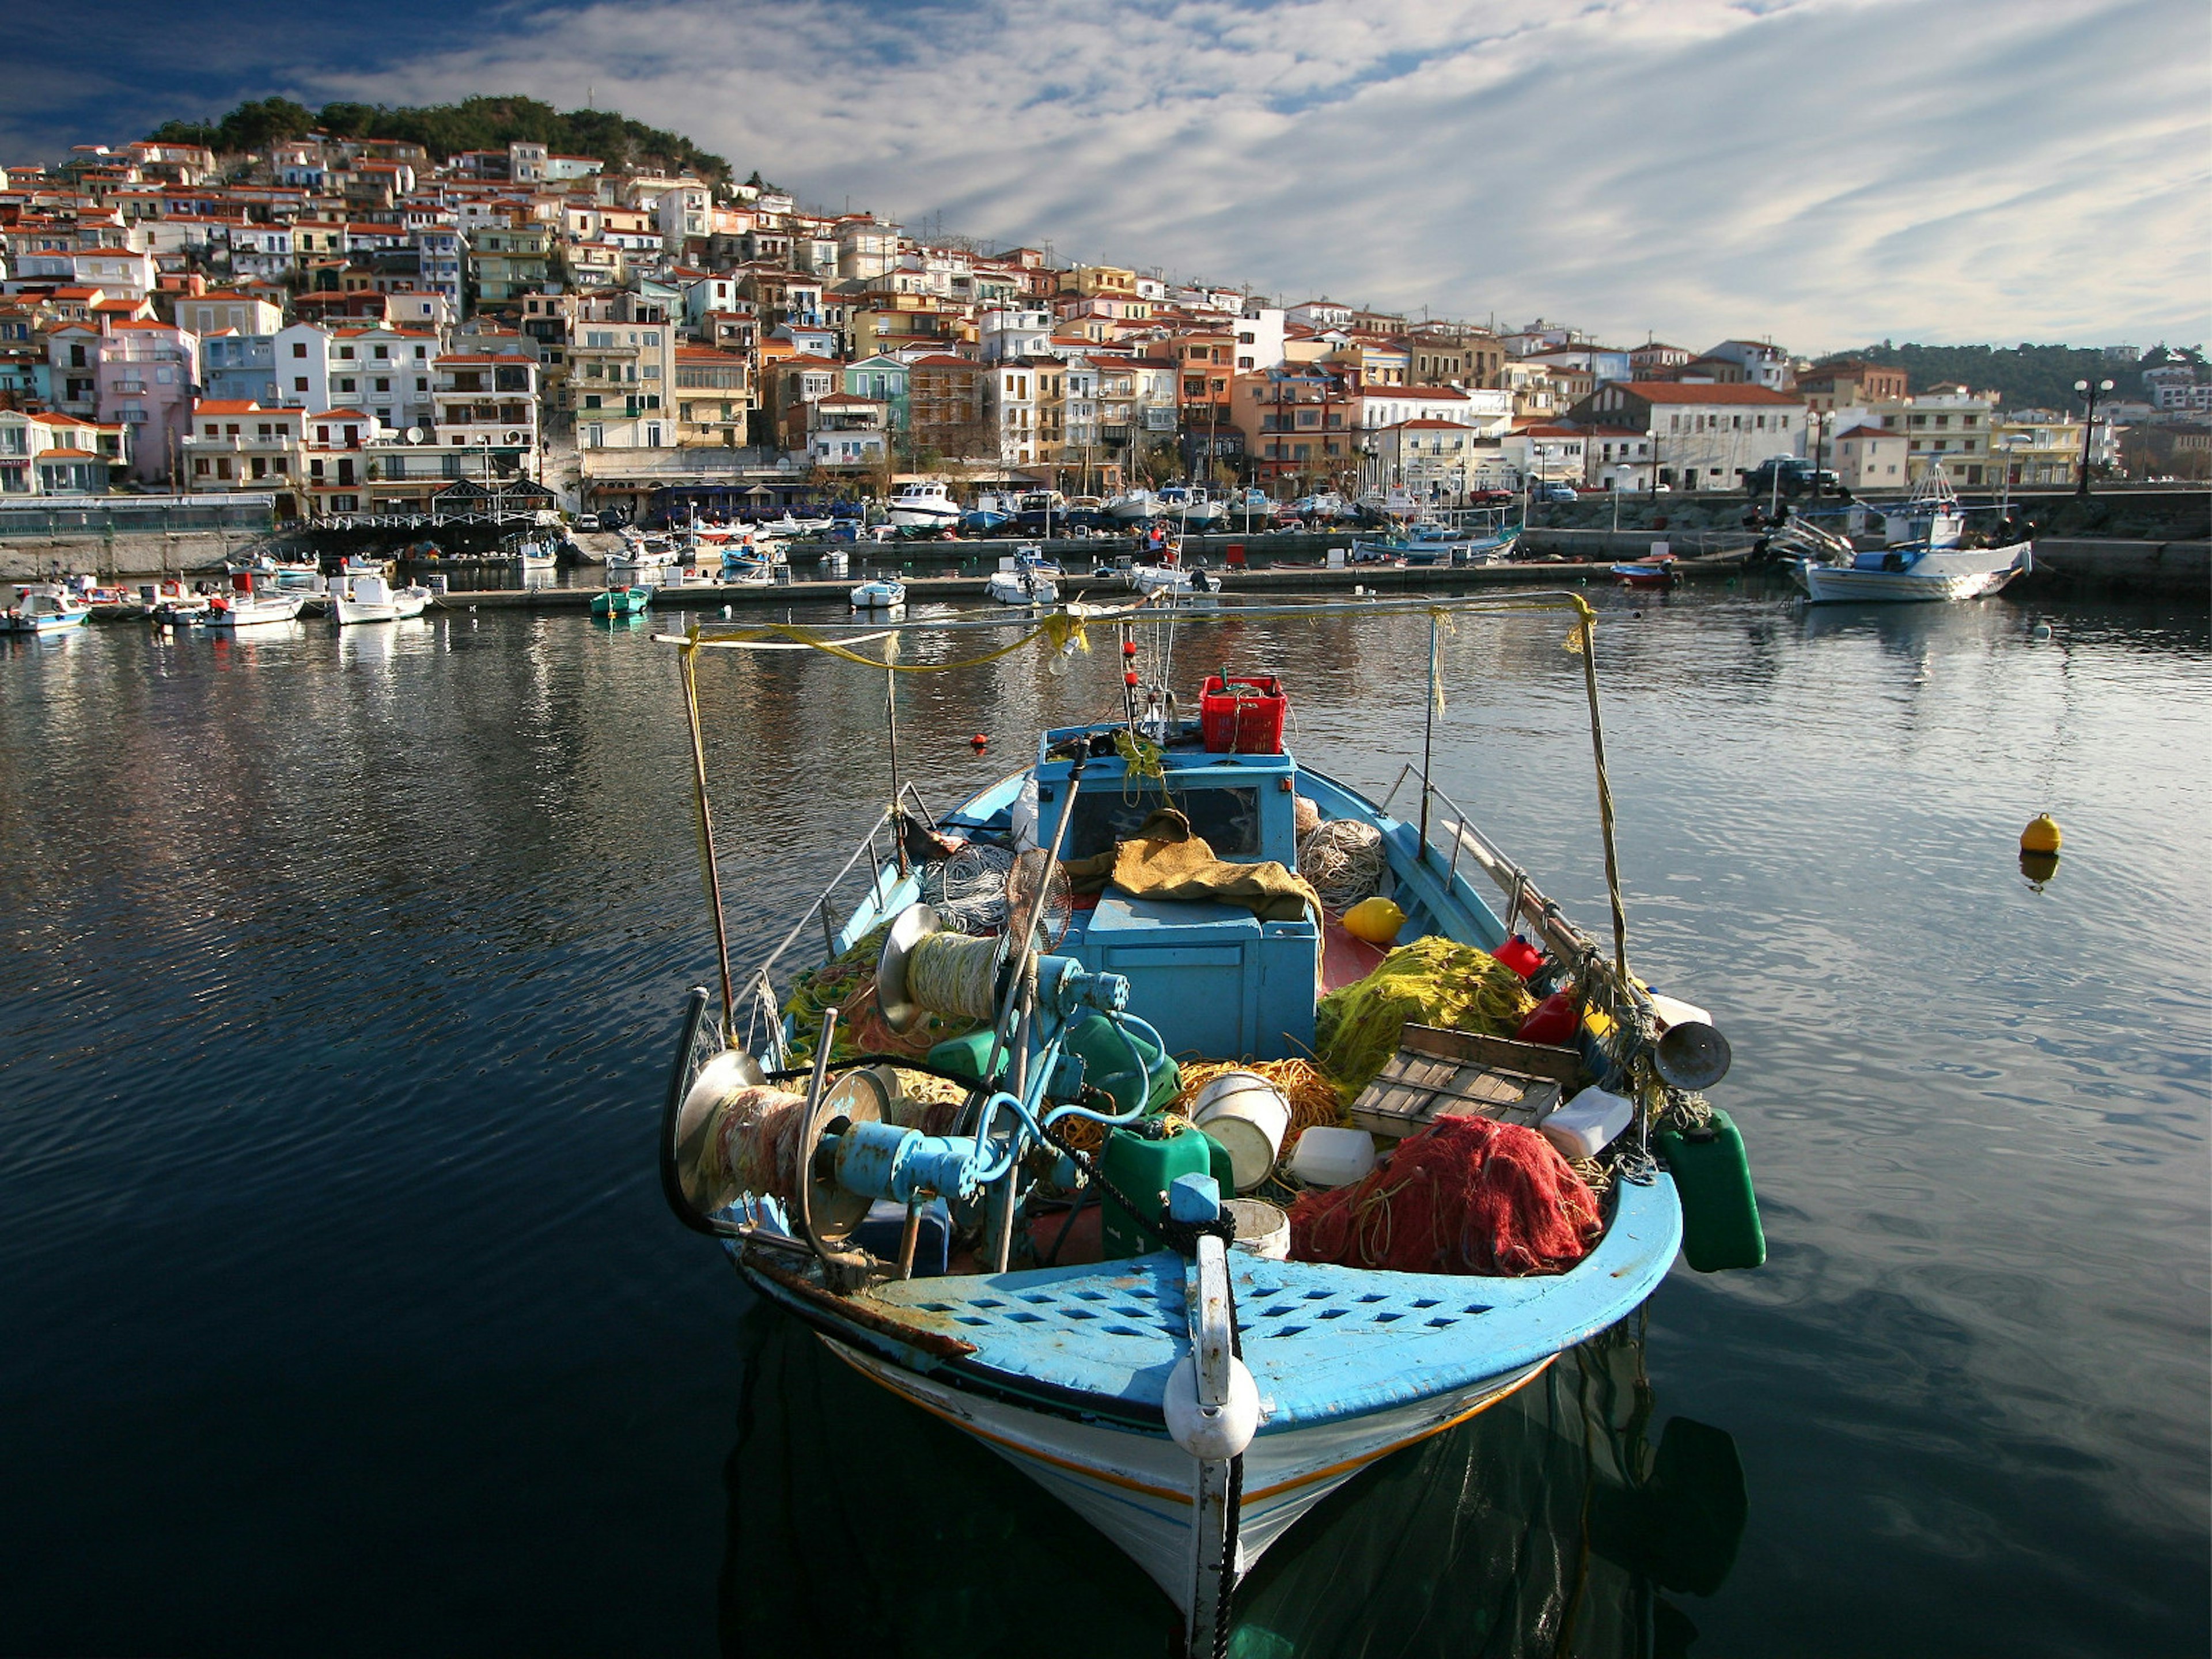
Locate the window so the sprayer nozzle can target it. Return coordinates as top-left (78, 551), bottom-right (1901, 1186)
top-left (374, 378), bottom-right (390, 393)
top-left (338, 347), bottom-right (355, 361)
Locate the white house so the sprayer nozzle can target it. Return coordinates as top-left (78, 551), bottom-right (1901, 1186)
top-left (982, 308), bottom-right (1053, 364)
top-left (1567, 381), bottom-right (1808, 490)
top-left (1234, 305), bottom-right (1286, 374)
top-left (1700, 339), bottom-right (1792, 392)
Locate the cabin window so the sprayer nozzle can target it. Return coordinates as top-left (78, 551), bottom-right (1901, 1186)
top-left (1059, 786), bottom-right (1262, 864)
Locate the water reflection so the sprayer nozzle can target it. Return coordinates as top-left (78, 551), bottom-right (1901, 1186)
top-left (719, 1307), bottom-right (1745, 1658)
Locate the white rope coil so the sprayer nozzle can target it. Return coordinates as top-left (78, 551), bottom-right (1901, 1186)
top-left (906, 930), bottom-right (1003, 1021)
top-left (1297, 817), bottom-right (1387, 912)
top-left (919, 843), bottom-right (1016, 932)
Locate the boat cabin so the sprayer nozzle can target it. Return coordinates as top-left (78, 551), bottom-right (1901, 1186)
top-left (1029, 726), bottom-right (1317, 1062)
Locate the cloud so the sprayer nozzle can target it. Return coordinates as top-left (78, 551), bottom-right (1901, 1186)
top-left (69, 0), bottom-right (2212, 348)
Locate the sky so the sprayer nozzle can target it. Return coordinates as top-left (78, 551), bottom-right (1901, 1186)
top-left (13, 0), bottom-right (2210, 354)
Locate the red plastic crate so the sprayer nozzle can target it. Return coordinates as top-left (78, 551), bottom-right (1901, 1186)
top-left (1200, 674), bottom-right (1287, 753)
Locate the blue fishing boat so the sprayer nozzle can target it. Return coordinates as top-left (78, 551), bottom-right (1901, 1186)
top-left (654, 595), bottom-right (1762, 1654)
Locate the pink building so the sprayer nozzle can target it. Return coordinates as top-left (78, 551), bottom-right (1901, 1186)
top-left (97, 319), bottom-right (199, 484)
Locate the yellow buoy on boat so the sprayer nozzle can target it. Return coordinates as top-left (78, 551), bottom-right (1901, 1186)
top-left (2020, 815), bottom-right (2062, 855)
top-left (1342, 896), bottom-right (1407, 946)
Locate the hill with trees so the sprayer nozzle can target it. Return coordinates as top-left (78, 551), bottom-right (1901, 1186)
top-left (146, 95), bottom-right (728, 183)
top-left (1845, 341), bottom-right (2155, 414)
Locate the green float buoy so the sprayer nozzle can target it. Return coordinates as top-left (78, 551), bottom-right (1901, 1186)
top-left (1656, 1107), bottom-right (1766, 1271)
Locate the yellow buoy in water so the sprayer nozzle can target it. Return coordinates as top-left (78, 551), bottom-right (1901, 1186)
top-left (1342, 896), bottom-right (1407, 946)
top-left (2020, 814), bottom-right (2062, 855)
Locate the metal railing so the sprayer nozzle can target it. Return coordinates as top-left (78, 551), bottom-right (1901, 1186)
top-left (729, 781), bottom-right (940, 1065)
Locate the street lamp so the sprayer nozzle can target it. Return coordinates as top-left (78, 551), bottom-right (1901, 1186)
top-left (2073, 378), bottom-right (2114, 497)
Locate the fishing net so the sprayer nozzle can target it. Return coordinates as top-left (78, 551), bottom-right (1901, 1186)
top-left (1314, 935), bottom-right (1536, 1097)
top-left (710, 1085), bottom-right (810, 1203)
top-left (1297, 818), bottom-right (1387, 911)
top-left (1288, 1114), bottom-right (1601, 1277)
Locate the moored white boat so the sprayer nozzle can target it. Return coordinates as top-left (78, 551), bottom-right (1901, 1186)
top-left (1792, 540), bottom-right (2032, 603)
top-left (333, 574), bottom-right (430, 624)
top-left (850, 578), bottom-right (908, 608)
top-left (1774, 506), bottom-right (2033, 604)
top-left (887, 481), bottom-right (963, 530)
top-left (0, 582), bottom-right (92, 634)
top-left (652, 592), bottom-right (1763, 1656)
top-left (203, 588), bottom-right (306, 628)
top-left (985, 565), bottom-right (1058, 605)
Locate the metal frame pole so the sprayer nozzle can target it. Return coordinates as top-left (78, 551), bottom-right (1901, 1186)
top-left (680, 638), bottom-right (737, 1028)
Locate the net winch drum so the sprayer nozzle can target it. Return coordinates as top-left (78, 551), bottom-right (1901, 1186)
top-left (673, 1047), bottom-right (768, 1210)
top-left (797, 1067), bottom-right (892, 1251)
top-left (875, 902), bottom-right (948, 1035)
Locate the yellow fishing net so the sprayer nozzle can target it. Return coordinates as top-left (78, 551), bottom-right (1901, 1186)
top-left (1314, 935), bottom-right (1536, 1097)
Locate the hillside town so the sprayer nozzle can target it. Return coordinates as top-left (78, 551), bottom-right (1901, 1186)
top-left (1, 126), bottom-right (2205, 525)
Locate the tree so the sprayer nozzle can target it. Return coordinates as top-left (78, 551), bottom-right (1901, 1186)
top-left (201, 97), bottom-right (315, 154)
top-left (143, 94), bottom-right (729, 181)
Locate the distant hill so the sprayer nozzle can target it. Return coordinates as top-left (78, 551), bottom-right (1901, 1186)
top-left (1844, 341), bottom-right (2161, 414)
top-left (146, 95), bottom-right (728, 184)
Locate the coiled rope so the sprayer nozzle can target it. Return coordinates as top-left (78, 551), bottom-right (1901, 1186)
top-left (918, 843), bottom-right (1015, 933)
top-left (1297, 817), bottom-right (1387, 912)
top-left (904, 930), bottom-right (1003, 1022)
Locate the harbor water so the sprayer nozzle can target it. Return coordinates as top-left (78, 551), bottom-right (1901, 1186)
top-left (0, 588), bottom-right (2205, 1656)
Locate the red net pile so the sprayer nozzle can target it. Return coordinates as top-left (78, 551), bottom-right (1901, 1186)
top-left (1289, 1115), bottom-right (1603, 1277)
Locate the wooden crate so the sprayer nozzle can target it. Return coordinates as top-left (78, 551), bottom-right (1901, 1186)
top-left (1349, 1023), bottom-right (1583, 1139)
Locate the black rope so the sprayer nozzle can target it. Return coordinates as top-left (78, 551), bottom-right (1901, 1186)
top-left (1214, 1448), bottom-right (1243, 1659)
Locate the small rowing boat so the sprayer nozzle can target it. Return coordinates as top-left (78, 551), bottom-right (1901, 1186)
top-left (592, 585), bottom-right (654, 618)
top-left (850, 578), bottom-right (908, 609)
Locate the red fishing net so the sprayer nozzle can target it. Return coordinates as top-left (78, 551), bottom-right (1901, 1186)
top-left (1289, 1115), bottom-right (1604, 1276)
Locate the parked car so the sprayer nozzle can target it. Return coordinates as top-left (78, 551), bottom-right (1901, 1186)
top-left (1532, 482), bottom-right (1579, 504)
top-left (1741, 458), bottom-right (1839, 497)
top-left (573, 512), bottom-right (600, 532)
top-left (1470, 487), bottom-right (1516, 505)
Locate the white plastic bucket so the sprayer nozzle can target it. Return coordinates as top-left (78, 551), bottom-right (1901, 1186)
top-left (1191, 1071), bottom-right (1291, 1193)
top-left (1224, 1198), bottom-right (1290, 1259)
top-left (1289, 1126), bottom-right (1376, 1188)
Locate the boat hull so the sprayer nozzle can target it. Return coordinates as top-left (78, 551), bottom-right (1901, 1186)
top-left (204, 599), bottom-right (304, 627)
top-left (888, 504), bottom-right (961, 529)
top-left (335, 599), bottom-right (398, 624)
top-left (823, 1335), bottom-right (1548, 1610)
top-left (0, 612), bottom-right (89, 634)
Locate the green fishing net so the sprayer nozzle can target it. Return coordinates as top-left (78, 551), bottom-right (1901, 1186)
top-left (1315, 935), bottom-right (1537, 1097)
